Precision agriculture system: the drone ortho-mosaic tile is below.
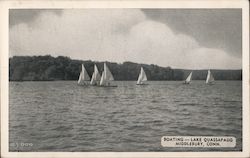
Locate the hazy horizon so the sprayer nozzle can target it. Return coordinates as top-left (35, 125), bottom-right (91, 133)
top-left (9, 9), bottom-right (242, 69)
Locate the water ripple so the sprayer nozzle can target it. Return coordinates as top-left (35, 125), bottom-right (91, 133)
top-left (9, 81), bottom-right (242, 152)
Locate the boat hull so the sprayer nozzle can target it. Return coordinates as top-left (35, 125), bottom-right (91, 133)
top-left (98, 85), bottom-right (118, 87)
top-left (90, 83), bottom-right (99, 86)
top-left (206, 82), bottom-right (215, 85)
top-left (78, 83), bottom-right (90, 86)
top-left (136, 83), bottom-right (149, 85)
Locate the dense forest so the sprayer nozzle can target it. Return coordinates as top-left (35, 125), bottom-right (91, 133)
top-left (9, 55), bottom-right (242, 81)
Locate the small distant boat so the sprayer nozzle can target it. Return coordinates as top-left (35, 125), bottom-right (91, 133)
top-left (183, 71), bottom-right (192, 84)
top-left (99, 63), bottom-right (117, 87)
top-left (90, 64), bottom-right (101, 86)
top-left (206, 70), bottom-right (215, 84)
top-left (78, 64), bottom-right (90, 85)
top-left (136, 67), bottom-right (148, 85)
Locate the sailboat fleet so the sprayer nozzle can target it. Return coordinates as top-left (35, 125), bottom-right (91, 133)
top-left (78, 63), bottom-right (117, 87)
top-left (78, 64), bottom-right (215, 86)
top-left (183, 70), bottom-right (214, 84)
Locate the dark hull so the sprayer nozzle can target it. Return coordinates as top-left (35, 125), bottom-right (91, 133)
top-left (98, 85), bottom-right (118, 87)
top-left (136, 83), bottom-right (149, 85)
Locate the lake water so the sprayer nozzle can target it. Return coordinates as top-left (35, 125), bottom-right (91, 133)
top-left (9, 81), bottom-right (242, 152)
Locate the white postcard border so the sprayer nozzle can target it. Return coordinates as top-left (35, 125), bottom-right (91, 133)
top-left (1, 0), bottom-right (249, 158)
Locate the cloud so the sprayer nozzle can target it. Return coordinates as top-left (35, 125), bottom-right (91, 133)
top-left (142, 9), bottom-right (242, 58)
top-left (9, 9), bottom-right (62, 27)
top-left (184, 48), bottom-right (242, 69)
top-left (10, 9), bottom-right (242, 69)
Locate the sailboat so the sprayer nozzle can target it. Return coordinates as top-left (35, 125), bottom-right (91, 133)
top-left (78, 64), bottom-right (90, 85)
top-left (99, 63), bottom-right (117, 87)
top-left (206, 70), bottom-right (215, 84)
top-left (136, 67), bottom-right (148, 85)
top-left (183, 71), bottom-right (192, 84)
top-left (90, 64), bottom-right (101, 86)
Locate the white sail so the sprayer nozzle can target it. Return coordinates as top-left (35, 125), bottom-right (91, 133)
top-left (137, 67), bottom-right (147, 84)
top-left (78, 72), bottom-right (82, 84)
top-left (78, 64), bottom-right (90, 85)
top-left (90, 64), bottom-right (101, 85)
top-left (100, 71), bottom-right (105, 86)
top-left (104, 63), bottom-right (114, 81)
top-left (185, 71), bottom-right (193, 83)
top-left (206, 70), bottom-right (215, 84)
top-left (100, 63), bottom-right (115, 86)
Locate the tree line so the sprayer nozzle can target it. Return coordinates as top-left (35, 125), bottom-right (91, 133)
top-left (9, 55), bottom-right (242, 81)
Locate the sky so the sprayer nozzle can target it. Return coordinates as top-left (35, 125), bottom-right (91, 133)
top-left (9, 9), bottom-right (242, 69)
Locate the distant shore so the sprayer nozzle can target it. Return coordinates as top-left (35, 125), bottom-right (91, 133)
top-left (9, 55), bottom-right (242, 81)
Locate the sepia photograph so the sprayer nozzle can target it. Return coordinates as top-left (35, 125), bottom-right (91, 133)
top-left (1, 0), bottom-right (249, 157)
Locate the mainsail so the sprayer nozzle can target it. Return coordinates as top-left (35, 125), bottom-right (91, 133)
top-left (184, 71), bottom-right (193, 84)
top-left (206, 70), bottom-right (215, 84)
top-left (137, 67), bottom-right (147, 85)
top-left (78, 64), bottom-right (90, 85)
top-left (100, 63), bottom-right (115, 86)
top-left (90, 64), bottom-right (101, 85)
